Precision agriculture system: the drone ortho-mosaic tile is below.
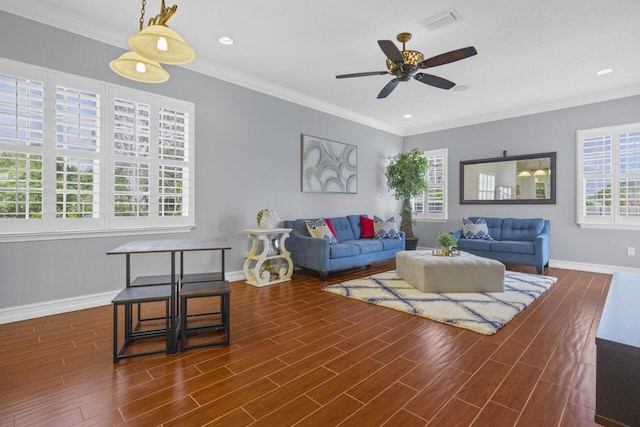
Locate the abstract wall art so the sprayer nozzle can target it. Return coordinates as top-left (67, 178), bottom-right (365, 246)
top-left (301, 134), bottom-right (357, 193)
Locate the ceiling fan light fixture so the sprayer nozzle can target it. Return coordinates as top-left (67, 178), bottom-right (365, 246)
top-left (109, 51), bottom-right (169, 83)
top-left (385, 50), bottom-right (424, 72)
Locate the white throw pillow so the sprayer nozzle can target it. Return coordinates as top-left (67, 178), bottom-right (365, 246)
top-left (462, 217), bottom-right (493, 240)
top-left (305, 218), bottom-right (338, 244)
top-left (373, 216), bottom-right (402, 239)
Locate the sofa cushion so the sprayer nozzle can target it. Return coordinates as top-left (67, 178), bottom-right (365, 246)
top-left (462, 217), bottom-right (493, 240)
top-left (329, 243), bottom-right (360, 259)
top-left (491, 240), bottom-right (535, 255)
top-left (342, 239), bottom-right (383, 254)
top-left (360, 216), bottom-right (375, 238)
top-left (305, 218), bottom-right (337, 244)
top-left (328, 216), bottom-right (356, 242)
top-left (501, 218), bottom-right (544, 241)
top-left (379, 237), bottom-right (405, 251)
top-left (291, 219), bottom-right (312, 237)
top-left (373, 216), bottom-right (402, 239)
top-left (457, 239), bottom-right (492, 251)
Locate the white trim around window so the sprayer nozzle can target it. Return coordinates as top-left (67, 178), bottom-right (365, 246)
top-left (0, 58), bottom-right (195, 242)
top-left (577, 122), bottom-right (640, 230)
top-left (412, 148), bottom-right (448, 222)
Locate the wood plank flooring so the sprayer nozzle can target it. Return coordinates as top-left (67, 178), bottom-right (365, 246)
top-left (0, 260), bottom-right (609, 426)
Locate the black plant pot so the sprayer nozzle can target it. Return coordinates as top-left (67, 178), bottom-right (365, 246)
top-left (405, 237), bottom-right (419, 251)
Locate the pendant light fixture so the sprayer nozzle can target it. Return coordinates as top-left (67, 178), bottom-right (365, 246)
top-left (110, 0), bottom-right (195, 83)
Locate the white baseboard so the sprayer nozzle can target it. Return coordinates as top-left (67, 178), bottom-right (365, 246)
top-left (0, 270), bottom-right (246, 325)
top-left (0, 290), bottom-right (121, 325)
top-left (549, 259), bottom-right (640, 275)
top-left (1, 264), bottom-right (637, 325)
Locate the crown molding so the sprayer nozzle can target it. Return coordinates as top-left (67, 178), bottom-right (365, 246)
top-left (2, 2), bottom-right (638, 139)
top-left (0, 1), bottom-right (404, 136)
top-left (404, 84), bottom-right (640, 136)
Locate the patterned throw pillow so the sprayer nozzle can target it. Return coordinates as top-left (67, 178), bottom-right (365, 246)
top-left (373, 216), bottom-right (402, 239)
top-left (305, 218), bottom-right (338, 244)
top-left (462, 217), bottom-right (493, 240)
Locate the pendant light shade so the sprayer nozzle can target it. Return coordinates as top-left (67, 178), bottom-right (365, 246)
top-left (129, 24), bottom-right (195, 65)
top-left (110, 51), bottom-right (169, 83)
top-left (110, 1), bottom-right (194, 83)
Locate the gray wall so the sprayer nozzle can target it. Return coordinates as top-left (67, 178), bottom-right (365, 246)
top-left (0, 12), bottom-right (402, 308)
top-left (405, 95), bottom-right (640, 269)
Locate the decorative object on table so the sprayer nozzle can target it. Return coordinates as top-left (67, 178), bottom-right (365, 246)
top-left (256, 208), bottom-right (281, 229)
top-left (437, 232), bottom-right (458, 256)
top-left (323, 270), bottom-right (557, 335)
top-left (110, 0), bottom-right (195, 84)
top-left (301, 134), bottom-right (357, 193)
top-left (385, 148), bottom-right (428, 250)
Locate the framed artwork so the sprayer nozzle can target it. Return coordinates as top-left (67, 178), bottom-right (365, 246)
top-left (301, 134), bottom-right (357, 193)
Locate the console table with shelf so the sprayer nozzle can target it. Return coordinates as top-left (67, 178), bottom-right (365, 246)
top-left (243, 228), bottom-right (293, 287)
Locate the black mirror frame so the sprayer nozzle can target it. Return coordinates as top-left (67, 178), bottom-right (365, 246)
top-left (460, 152), bottom-right (557, 204)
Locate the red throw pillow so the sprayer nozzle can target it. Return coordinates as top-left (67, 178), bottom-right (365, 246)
top-left (360, 215), bottom-right (374, 238)
top-left (324, 218), bottom-right (339, 242)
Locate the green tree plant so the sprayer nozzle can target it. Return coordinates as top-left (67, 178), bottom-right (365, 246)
top-left (385, 148), bottom-right (428, 241)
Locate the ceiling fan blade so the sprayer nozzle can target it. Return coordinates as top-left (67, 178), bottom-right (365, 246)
top-left (336, 71), bottom-right (388, 79)
top-left (414, 73), bottom-right (456, 90)
top-left (419, 46), bottom-right (478, 68)
top-left (378, 40), bottom-right (404, 63)
top-left (377, 78), bottom-right (399, 99)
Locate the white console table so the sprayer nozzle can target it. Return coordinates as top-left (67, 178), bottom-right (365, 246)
top-left (243, 228), bottom-right (293, 287)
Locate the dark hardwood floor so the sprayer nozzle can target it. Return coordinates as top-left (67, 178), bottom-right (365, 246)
top-left (0, 260), bottom-right (609, 426)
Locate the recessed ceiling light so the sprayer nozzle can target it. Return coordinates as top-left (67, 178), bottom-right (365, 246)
top-left (452, 85), bottom-right (469, 92)
top-left (596, 68), bottom-right (613, 75)
top-left (218, 36), bottom-right (234, 46)
top-left (403, 114), bottom-right (413, 119)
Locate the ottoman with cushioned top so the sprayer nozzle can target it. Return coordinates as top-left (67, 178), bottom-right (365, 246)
top-left (396, 250), bottom-right (505, 293)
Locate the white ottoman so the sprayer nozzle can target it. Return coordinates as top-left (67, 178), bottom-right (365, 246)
top-left (396, 250), bottom-right (505, 293)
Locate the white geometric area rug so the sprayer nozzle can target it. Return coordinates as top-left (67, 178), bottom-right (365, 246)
top-left (323, 271), bottom-right (557, 335)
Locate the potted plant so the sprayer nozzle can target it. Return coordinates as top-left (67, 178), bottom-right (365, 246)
top-left (437, 232), bottom-right (458, 255)
top-left (385, 148), bottom-right (428, 250)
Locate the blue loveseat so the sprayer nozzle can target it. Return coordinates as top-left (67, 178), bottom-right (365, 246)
top-left (284, 214), bottom-right (405, 280)
top-left (452, 217), bottom-right (550, 274)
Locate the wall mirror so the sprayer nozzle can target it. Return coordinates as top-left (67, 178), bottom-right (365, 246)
top-left (460, 152), bottom-right (556, 204)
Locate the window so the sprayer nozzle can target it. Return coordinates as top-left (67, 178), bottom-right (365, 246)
top-left (412, 148), bottom-right (447, 221)
top-left (0, 59), bottom-right (194, 241)
top-left (477, 172), bottom-right (496, 200)
top-left (577, 123), bottom-right (640, 229)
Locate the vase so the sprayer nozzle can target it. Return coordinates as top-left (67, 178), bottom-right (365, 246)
top-left (257, 209), bottom-right (280, 229)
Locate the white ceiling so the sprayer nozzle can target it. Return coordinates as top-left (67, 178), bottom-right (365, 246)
top-left (2, 0), bottom-right (640, 136)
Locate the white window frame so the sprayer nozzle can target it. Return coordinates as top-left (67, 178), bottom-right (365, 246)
top-left (577, 122), bottom-right (640, 230)
top-left (413, 148), bottom-right (448, 222)
top-left (0, 58), bottom-right (195, 242)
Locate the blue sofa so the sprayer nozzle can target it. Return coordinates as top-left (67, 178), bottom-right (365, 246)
top-left (284, 214), bottom-right (405, 280)
top-left (451, 217), bottom-right (550, 274)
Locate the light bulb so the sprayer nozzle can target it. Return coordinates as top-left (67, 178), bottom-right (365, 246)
top-left (157, 37), bottom-right (168, 51)
top-left (136, 62), bottom-right (146, 73)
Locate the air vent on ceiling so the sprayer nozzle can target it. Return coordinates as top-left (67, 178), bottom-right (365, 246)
top-left (420, 9), bottom-right (462, 31)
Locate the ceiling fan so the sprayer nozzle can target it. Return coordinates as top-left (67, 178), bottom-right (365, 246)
top-left (336, 32), bottom-right (477, 99)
